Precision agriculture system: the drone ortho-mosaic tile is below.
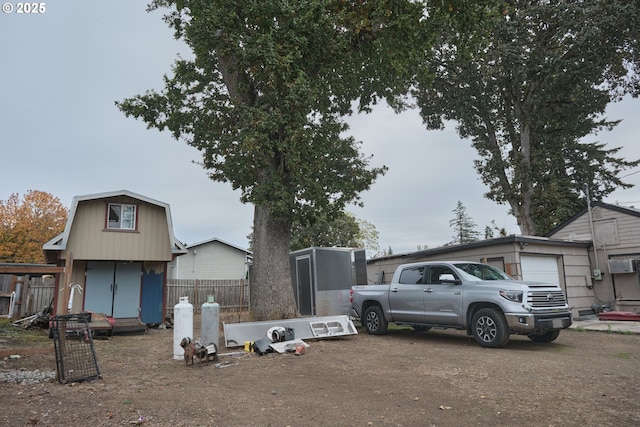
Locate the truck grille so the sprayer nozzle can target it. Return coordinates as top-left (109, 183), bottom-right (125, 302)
top-left (527, 290), bottom-right (567, 307)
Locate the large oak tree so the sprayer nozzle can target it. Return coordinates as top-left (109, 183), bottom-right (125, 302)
top-left (414, 0), bottom-right (640, 235)
top-left (117, 1), bottom-right (435, 319)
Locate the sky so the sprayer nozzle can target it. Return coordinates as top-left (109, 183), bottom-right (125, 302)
top-left (1, 2), bottom-right (639, 255)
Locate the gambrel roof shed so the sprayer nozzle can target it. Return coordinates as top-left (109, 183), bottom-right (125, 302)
top-left (43, 189), bottom-right (187, 263)
top-left (41, 190), bottom-right (187, 327)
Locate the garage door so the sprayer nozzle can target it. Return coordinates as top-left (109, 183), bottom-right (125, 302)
top-left (520, 256), bottom-right (560, 285)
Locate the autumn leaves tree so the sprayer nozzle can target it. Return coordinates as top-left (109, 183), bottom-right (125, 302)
top-left (0, 190), bottom-right (68, 263)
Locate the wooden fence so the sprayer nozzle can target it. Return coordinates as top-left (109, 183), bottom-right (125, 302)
top-left (1, 275), bottom-right (248, 321)
top-left (0, 275), bottom-right (55, 319)
top-left (165, 279), bottom-right (249, 317)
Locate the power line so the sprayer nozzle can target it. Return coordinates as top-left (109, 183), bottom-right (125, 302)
top-left (620, 169), bottom-right (640, 178)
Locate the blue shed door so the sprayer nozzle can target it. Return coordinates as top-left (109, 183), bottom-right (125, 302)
top-left (113, 262), bottom-right (142, 318)
top-left (85, 261), bottom-right (115, 315)
top-left (141, 268), bottom-right (163, 324)
top-left (85, 261), bottom-right (141, 318)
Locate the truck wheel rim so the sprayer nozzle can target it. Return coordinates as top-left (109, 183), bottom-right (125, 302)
top-left (476, 316), bottom-right (496, 342)
top-left (366, 313), bottom-right (378, 330)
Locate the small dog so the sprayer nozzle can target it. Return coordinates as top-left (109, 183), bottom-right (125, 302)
top-left (180, 337), bottom-right (196, 366)
top-left (194, 342), bottom-right (208, 365)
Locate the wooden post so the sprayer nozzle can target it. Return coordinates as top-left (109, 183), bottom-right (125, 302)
top-left (194, 279), bottom-right (199, 312)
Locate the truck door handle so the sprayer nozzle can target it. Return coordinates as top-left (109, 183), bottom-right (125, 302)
top-left (454, 291), bottom-right (461, 295)
top-left (425, 288), bottom-right (434, 293)
top-left (391, 287), bottom-right (399, 293)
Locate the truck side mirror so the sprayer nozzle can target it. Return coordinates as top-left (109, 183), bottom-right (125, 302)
top-left (439, 274), bottom-right (461, 284)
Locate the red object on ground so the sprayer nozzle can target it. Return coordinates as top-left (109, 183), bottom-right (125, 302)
top-left (597, 311), bottom-right (640, 321)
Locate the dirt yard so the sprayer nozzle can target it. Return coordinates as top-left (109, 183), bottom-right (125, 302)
top-left (1, 316), bottom-right (639, 427)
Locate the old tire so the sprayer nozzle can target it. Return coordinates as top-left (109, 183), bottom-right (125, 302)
top-left (528, 330), bottom-right (560, 343)
top-left (471, 308), bottom-right (509, 348)
top-left (363, 305), bottom-right (388, 335)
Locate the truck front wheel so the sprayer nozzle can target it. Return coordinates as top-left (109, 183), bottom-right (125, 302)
top-left (528, 330), bottom-right (560, 343)
top-left (471, 308), bottom-right (509, 348)
top-left (363, 305), bottom-right (388, 335)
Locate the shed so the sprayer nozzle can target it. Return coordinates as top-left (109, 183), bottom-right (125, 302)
top-left (290, 247), bottom-right (367, 316)
top-left (42, 190), bottom-right (187, 332)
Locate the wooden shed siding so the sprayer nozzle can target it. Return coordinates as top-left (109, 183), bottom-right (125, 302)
top-left (66, 200), bottom-right (171, 261)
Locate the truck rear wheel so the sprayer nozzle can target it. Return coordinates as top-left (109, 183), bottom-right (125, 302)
top-left (471, 308), bottom-right (509, 348)
top-left (528, 330), bottom-right (560, 343)
top-left (363, 305), bottom-right (388, 335)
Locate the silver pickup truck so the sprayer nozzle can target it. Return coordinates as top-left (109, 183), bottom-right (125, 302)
top-left (350, 261), bottom-right (572, 348)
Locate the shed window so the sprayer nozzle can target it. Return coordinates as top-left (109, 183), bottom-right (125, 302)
top-left (108, 203), bottom-right (136, 230)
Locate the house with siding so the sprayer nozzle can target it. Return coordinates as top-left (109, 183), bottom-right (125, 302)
top-left (366, 201), bottom-right (640, 317)
top-left (168, 237), bottom-right (251, 280)
top-left (42, 190), bottom-right (187, 331)
top-left (546, 201), bottom-right (640, 313)
top-left (366, 235), bottom-right (595, 316)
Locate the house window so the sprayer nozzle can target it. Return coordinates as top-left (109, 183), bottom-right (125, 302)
top-left (108, 203), bottom-right (136, 230)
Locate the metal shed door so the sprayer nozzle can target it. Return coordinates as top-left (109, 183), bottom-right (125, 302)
top-left (295, 256), bottom-right (314, 315)
top-left (520, 256), bottom-right (560, 285)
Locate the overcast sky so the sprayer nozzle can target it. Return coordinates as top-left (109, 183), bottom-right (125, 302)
top-left (2, 2), bottom-right (639, 255)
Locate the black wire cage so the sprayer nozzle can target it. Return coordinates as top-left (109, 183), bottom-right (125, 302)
top-left (51, 314), bottom-right (101, 384)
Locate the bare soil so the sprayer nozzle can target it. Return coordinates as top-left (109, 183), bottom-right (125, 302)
top-left (1, 317), bottom-right (639, 427)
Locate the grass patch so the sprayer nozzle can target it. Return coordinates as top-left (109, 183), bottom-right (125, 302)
top-left (387, 323), bottom-right (413, 331)
top-left (550, 344), bottom-right (571, 353)
top-left (0, 322), bottom-right (50, 347)
top-left (614, 352), bottom-right (632, 359)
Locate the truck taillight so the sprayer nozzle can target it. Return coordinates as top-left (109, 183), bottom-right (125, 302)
top-left (349, 289), bottom-right (353, 303)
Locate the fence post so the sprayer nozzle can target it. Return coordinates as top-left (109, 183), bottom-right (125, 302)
top-left (194, 279), bottom-right (199, 313)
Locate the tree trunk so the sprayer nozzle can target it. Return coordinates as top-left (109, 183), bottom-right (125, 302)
top-left (515, 122), bottom-right (537, 236)
top-left (250, 204), bottom-right (298, 321)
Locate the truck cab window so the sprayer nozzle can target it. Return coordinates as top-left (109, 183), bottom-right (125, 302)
top-left (398, 267), bottom-right (425, 284)
top-left (429, 266), bottom-right (457, 284)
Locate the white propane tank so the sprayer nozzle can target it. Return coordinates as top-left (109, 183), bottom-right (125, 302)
top-left (201, 295), bottom-right (220, 349)
top-left (173, 296), bottom-right (193, 360)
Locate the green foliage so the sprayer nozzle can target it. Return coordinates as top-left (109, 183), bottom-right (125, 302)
top-left (414, 0), bottom-right (640, 235)
top-left (290, 210), bottom-right (360, 251)
top-left (449, 201), bottom-right (480, 244)
top-left (117, 0), bottom-right (435, 226)
top-left (484, 220), bottom-right (507, 239)
top-left (116, 1), bottom-right (439, 319)
top-left (246, 210), bottom-right (381, 257)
